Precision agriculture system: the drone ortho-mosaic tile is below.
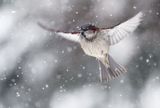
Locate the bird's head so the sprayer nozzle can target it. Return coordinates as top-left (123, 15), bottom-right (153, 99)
top-left (80, 24), bottom-right (99, 41)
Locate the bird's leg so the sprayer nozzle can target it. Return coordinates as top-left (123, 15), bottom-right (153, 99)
top-left (103, 54), bottom-right (110, 68)
top-left (102, 45), bottom-right (110, 66)
top-left (97, 59), bottom-right (102, 82)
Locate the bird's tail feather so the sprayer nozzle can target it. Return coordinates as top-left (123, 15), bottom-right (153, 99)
top-left (99, 54), bottom-right (127, 82)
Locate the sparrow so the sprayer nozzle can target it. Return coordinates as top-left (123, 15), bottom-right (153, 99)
top-left (38, 12), bottom-right (143, 82)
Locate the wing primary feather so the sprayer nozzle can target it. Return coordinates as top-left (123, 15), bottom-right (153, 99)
top-left (105, 12), bottom-right (143, 45)
top-left (37, 22), bottom-right (79, 34)
top-left (37, 22), bottom-right (80, 42)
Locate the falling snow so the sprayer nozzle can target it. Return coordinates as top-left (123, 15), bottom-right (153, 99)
top-left (75, 11), bottom-right (79, 15)
top-left (146, 59), bottom-right (150, 63)
top-left (120, 80), bottom-right (124, 83)
top-left (133, 6), bottom-right (137, 10)
top-left (16, 92), bottom-right (20, 97)
top-left (0, 0), bottom-right (159, 108)
top-left (45, 84), bottom-right (49, 88)
top-left (77, 73), bottom-right (82, 78)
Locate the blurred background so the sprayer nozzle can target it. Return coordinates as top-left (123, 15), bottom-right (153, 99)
top-left (0, 0), bottom-right (160, 108)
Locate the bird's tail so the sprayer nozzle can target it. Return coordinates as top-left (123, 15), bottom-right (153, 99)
top-left (98, 54), bottom-right (127, 82)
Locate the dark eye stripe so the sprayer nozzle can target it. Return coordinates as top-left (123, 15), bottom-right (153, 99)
top-left (80, 24), bottom-right (98, 31)
top-left (81, 32), bottom-right (86, 37)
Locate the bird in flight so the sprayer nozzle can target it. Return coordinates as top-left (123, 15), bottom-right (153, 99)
top-left (38, 12), bottom-right (143, 82)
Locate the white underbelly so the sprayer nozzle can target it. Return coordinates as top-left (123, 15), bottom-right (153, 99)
top-left (80, 39), bottom-right (109, 58)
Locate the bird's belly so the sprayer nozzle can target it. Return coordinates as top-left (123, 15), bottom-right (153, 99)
top-left (81, 40), bottom-right (109, 58)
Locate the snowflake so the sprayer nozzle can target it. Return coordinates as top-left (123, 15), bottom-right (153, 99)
top-left (60, 86), bottom-right (63, 89)
top-left (16, 75), bottom-right (20, 78)
top-left (42, 87), bottom-right (45, 90)
top-left (16, 92), bottom-right (20, 97)
top-left (18, 66), bottom-right (22, 69)
top-left (156, 12), bottom-right (159, 15)
top-left (67, 47), bottom-right (72, 52)
top-left (11, 79), bottom-right (16, 83)
top-left (156, 76), bottom-right (159, 80)
top-left (45, 84), bottom-right (49, 88)
top-left (61, 50), bottom-right (64, 54)
top-left (28, 88), bottom-right (31, 92)
top-left (109, 14), bottom-right (113, 17)
top-left (146, 59), bottom-right (149, 63)
top-left (66, 68), bottom-right (69, 72)
top-left (72, 19), bottom-right (75, 22)
top-left (88, 73), bottom-right (92, 76)
top-left (136, 64), bottom-right (139, 68)
top-left (11, 10), bottom-right (16, 14)
top-left (153, 62), bottom-right (157, 67)
top-left (75, 11), bottom-right (79, 15)
top-left (70, 77), bottom-right (74, 81)
top-left (77, 73), bottom-right (82, 78)
top-left (120, 80), bottom-right (124, 83)
top-left (133, 6), bottom-right (137, 10)
top-left (149, 54), bottom-right (153, 58)
top-left (82, 66), bottom-right (86, 70)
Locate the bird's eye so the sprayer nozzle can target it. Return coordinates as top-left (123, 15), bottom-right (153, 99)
top-left (81, 32), bottom-right (86, 37)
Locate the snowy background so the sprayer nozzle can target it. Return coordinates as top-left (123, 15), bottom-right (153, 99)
top-left (0, 0), bottom-right (160, 108)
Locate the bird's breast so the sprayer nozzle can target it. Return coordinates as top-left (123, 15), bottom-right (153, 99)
top-left (80, 37), bottom-right (109, 58)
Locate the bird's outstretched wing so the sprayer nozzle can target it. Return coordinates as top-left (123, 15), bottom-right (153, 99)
top-left (38, 22), bottom-right (80, 43)
top-left (103, 12), bottom-right (144, 45)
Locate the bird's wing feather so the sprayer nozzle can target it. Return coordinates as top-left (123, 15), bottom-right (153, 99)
top-left (56, 32), bottom-right (80, 42)
top-left (38, 22), bottom-right (80, 43)
top-left (103, 12), bottom-right (143, 45)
